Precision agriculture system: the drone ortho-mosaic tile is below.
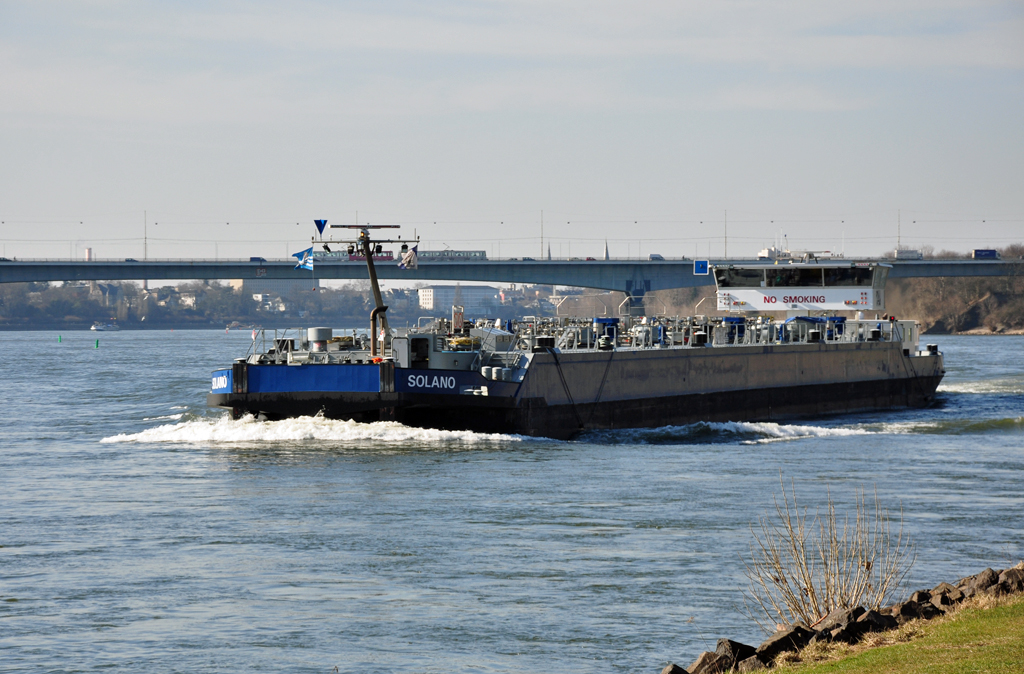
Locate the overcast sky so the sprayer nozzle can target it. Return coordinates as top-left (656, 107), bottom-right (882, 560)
top-left (1, 1), bottom-right (1022, 261)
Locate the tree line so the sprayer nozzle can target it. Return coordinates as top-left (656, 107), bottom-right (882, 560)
top-left (0, 281), bottom-right (378, 328)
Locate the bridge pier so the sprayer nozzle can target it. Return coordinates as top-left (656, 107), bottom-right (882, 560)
top-left (622, 294), bottom-right (646, 316)
top-left (622, 279), bottom-right (652, 316)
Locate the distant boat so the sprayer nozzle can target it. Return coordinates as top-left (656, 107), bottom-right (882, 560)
top-left (90, 322), bottom-right (120, 331)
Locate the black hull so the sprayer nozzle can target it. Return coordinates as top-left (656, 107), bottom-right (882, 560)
top-left (209, 373), bottom-right (943, 440)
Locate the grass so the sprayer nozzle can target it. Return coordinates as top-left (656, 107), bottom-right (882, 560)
top-left (772, 593), bottom-right (1024, 674)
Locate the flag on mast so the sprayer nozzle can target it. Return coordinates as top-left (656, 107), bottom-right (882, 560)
top-left (398, 245), bottom-right (418, 269)
top-left (314, 219), bottom-right (327, 236)
top-left (292, 246), bottom-right (314, 270)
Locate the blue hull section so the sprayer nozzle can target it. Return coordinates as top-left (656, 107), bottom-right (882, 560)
top-left (248, 363), bottom-right (380, 393)
top-left (212, 364), bottom-right (380, 395)
top-left (211, 369), bottom-right (232, 394)
top-left (395, 370), bottom-right (488, 394)
top-left (213, 363), bottom-right (500, 397)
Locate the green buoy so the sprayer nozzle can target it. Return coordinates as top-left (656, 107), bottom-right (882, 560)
top-left (58, 335), bottom-right (62, 343)
top-left (95, 339), bottom-right (99, 349)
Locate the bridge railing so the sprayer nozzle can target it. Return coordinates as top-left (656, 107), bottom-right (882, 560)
top-left (3, 256), bottom-right (704, 263)
top-left (4, 256), bottom-right (1018, 264)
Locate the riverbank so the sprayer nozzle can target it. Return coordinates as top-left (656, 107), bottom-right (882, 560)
top-left (0, 321), bottom-right (222, 331)
top-left (776, 591), bottom-right (1024, 673)
top-left (2, 320), bottom-right (1023, 336)
top-left (661, 563), bottom-right (1024, 673)
top-left (956, 327), bottom-right (1024, 336)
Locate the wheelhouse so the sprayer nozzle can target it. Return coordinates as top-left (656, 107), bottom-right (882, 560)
top-left (714, 262), bottom-right (890, 312)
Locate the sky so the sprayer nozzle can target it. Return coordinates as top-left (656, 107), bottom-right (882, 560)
top-left (1, 0), bottom-right (1022, 262)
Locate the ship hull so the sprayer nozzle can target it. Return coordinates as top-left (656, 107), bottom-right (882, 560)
top-left (209, 342), bottom-right (944, 439)
top-left (503, 373), bottom-right (943, 438)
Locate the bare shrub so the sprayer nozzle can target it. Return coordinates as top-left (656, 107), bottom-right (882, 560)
top-left (743, 475), bottom-right (915, 631)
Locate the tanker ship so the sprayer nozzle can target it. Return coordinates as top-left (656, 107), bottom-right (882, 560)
top-left (207, 226), bottom-right (944, 439)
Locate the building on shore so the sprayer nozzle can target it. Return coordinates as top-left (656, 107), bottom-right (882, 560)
top-left (418, 284), bottom-right (500, 315)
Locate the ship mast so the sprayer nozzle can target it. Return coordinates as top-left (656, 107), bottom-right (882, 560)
top-left (359, 228), bottom-right (391, 336)
top-left (323, 224), bottom-right (418, 351)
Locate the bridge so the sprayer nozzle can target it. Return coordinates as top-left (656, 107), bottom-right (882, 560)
top-left (1, 257), bottom-right (1020, 296)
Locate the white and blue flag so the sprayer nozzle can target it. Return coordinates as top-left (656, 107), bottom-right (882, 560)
top-left (398, 245), bottom-right (418, 270)
top-left (292, 246), bottom-right (314, 270)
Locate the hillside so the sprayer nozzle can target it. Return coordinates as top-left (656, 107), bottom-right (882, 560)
top-left (886, 275), bottom-right (1024, 334)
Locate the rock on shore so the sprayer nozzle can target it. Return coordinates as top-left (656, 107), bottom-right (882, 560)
top-left (659, 562), bottom-right (1024, 673)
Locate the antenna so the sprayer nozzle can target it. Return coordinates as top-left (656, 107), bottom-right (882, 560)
top-left (897, 209), bottom-right (901, 250)
top-left (724, 209), bottom-right (728, 258)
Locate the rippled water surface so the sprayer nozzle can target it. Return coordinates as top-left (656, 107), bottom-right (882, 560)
top-left (2, 331), bottom-right (1022, 673)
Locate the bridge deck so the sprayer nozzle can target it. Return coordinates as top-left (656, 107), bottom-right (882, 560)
top-left (1, 258), bottom-right (1020, 293)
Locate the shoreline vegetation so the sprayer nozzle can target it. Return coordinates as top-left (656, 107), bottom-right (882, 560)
top-left (0, 280), bottom-right (546, 330)
top-left (660, 562), bottom-right (1024, 674)
top-left (771, 591), bottom-right (1024, 673)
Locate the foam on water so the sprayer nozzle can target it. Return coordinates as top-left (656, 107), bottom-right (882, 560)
top-left (937, 378), bottom-right (1024, 395)
top-left (580, 420), bottom-right (873, 445)
top-left (101, 414), bottom-right (529, 446)
top-left (142, 413), bottom-right (185, 422)
top-left (855, 416), bottom-right (1024, 436)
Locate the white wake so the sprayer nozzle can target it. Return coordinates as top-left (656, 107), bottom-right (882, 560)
top-left (710, 421), bottom-right (873, 444)
top-left (101, 414), bottom-right (528, 446)
top-left (582, 420), bottom-right (874, 445)
top-left (937, 378), bottom-right (1024, 395)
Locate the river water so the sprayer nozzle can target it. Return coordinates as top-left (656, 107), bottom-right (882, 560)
top-left (1, 331), bottom-right (1022, 673)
